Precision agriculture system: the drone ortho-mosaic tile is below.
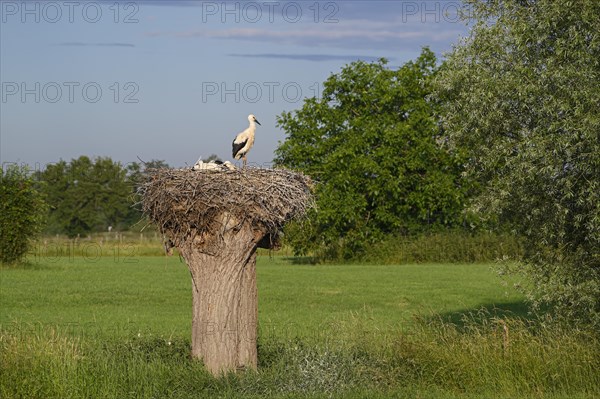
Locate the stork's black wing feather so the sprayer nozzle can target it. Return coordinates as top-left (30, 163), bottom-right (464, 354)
top-left (232, 139), bottom-right (248, 158)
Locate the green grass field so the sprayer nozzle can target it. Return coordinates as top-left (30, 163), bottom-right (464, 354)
top-left (1, 256), bottom-right (523, 337)
top-left (1, 256), bottom-right (598, 398)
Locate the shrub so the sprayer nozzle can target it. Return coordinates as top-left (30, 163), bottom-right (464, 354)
top-left (0, 165), bottom-right (47, 264)
top-left (362, 231), bottom-right (523, 264)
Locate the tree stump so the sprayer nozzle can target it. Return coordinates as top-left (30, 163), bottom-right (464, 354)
top-left (139, 168), bottom-right (312, 375)
top-left (181, 216), bottom-right (259, 373)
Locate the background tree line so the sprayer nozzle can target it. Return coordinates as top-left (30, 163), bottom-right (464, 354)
top-left (38, 157), bottom-right (171, 237)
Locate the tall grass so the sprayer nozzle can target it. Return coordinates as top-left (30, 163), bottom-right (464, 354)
top-left (27, 232), bottom-right (294, 260)
top-left (362, 231), bottom-right (523, 264)
top-left (1, 313), bottom-right (598, 399)
top-left (28, 231), bottom-right (522, 264)
top-left (28, 231), bottom-right (170, 258)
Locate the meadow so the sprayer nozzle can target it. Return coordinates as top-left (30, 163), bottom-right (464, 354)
top-left (1, 254), bottom-right (598, 398)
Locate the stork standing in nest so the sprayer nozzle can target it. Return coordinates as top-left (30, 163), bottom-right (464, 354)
top-left (232, 114), bottom-right (261, 167)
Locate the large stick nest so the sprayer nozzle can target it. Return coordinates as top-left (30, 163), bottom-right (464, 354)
top-left (139, 167), bottom-right (314, 251)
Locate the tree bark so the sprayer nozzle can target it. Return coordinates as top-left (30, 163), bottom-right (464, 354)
top-left (178, 219), bottom-right (259, 375)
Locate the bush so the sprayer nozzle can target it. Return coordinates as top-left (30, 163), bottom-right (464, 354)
top-left (290, 230), bottom-right (523, 264)
top-left (362, 231), bottom-right (523, 264)
top-left (0, 165), bottom-right (47, 264)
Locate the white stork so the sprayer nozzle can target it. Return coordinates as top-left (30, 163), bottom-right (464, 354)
top-left (232, 114), bottom-right (261, 167)
top-left (192, 158), bottom-right (235, 171)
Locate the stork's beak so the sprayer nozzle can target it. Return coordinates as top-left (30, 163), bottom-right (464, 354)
top-left (255, 118), bottom-right (261, 126)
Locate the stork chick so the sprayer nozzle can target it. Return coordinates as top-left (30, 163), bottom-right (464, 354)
top-left (192, 158), bottom-right (236, 171)
top-left (232, 114), bottom-right (260, 167)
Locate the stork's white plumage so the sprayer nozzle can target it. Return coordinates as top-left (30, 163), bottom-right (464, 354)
top-left (193, 158), bottom-right (236, 171)
top-left (232, 114), bottom-right (261, 167)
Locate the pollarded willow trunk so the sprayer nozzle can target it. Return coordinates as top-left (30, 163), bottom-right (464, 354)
top-left (178, 219), bottom-right (259, 374)
top-left (140, 167), bottom-right (312, 376)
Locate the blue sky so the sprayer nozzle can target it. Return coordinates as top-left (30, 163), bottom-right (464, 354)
top-left (1, 1), bottom-right (470, 169)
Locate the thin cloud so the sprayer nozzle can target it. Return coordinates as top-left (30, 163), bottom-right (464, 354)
top-left (142, 4), bottom-right (468, 53)
top-left (57, 42), bottom-right (136, 48)
top-left (229, 53), bottom-right (386, 62)
top-left (146, 26), bottom-right (463, 51)
top-left (174, 28), bottom-right (428, 41)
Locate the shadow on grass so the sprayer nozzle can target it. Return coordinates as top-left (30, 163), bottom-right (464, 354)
top-left (282, 256), bottom-right (318, 265)
top-left (101, 335), bottom-right (192, 362)
top-left (0, 260), bottom-right (57, 271)
top-left (433, 300), bottom-right (535, 328)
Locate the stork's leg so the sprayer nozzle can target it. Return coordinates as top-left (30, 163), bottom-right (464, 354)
top-left (243, 156), bottom-right (247, 168)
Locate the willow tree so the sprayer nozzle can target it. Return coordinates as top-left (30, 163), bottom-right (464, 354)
top-left (435, 0), bottom-right (600, 327)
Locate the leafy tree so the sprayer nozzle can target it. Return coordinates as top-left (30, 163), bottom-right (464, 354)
top-left (142, 159), bottom-right (170, 170)
top-left (275, 49), bottom-right (468, 259)
top-left (0, 165), bottom-right (47, 264)
top-left (124, 159), bottom-right (170, 228)
top-left (124, 159), bottom-right (169, 188)
top-left (435, 0), bottom-right (600, 327)
top-left (41, 156), bottom-right (132, 237)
